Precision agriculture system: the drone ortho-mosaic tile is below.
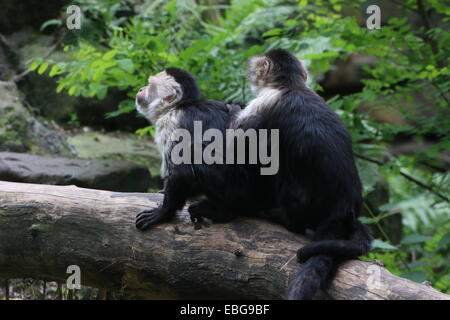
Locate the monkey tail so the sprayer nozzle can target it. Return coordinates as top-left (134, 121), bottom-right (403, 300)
top-left (286, 254), bottom-right (337, 300)
top-left (287, 221), bottom-right (372, 300)
top-left (296, 220), bottom-right (372, 262)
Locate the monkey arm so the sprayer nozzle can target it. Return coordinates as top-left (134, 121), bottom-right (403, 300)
top-left (136, 168), bottom-right (195, 230)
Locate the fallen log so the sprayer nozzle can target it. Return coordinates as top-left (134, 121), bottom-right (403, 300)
top-left (0, 181), bottom-right (448, 300)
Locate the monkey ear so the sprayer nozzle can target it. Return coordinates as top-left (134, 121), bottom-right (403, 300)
top-left (148, 75), bottom-right (156, 84)
top-left (256, 57), bottom-right (271, 79)
top-left (164, 93), bottom-right (178, 103)
top-left (261, 57), bottom-right (272, 79)
top-left (249, 56), bottom-right (271, 80)
top-left (299, 60), bottom-right (308, 82)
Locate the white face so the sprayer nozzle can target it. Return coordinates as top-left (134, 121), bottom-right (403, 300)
top-left (135, 71), bottom-right (182, 123)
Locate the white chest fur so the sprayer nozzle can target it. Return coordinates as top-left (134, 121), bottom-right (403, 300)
top-left (154, 109), bottom-right (181, 178)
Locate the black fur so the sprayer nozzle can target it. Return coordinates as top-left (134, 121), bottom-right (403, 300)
top-left (265, 49), bottom-right (308, 88)
top-left (166, 67), bottom-right (201, 101)
top-left (190, 49), bottom-right (372, 299)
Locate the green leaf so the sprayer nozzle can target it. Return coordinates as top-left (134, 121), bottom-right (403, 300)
top-left (378, 202), bottom-right (399, 212)
top-left (49, 65), bottom-right (62, 77)
top-left (401, 234), bottom-right (433, 245)
top-left (438, 233), bottom-right (450, 250)
top-left (68, 85), bottom-right (77, 96)
top-left (96, 86), bottom-right (108, 100)
top-left (93, 68), bottom-right (105, 81)
top-left (40, 19), bottom-right (62, 31)
top-left (37, 62), bottom-right (49, 75)
top-left (371, 239), bottom-right (398, 250)
top-left (166, 0), bottom-right (177, 17)
top-left (29, 61), bottom-right (40, 71)
top-left (301, 51), bottom-right (339, 60)
top-left (105, 104), bottom-right (135, 118)
top-left (103, 50), bottom-right (117, 61)
top-left (117, 59), bottom-right (134, 72)
top-left (358, 216), bottom-right (373, 224)
top-left (263, 28), bottom-right (283, 37)
top-left (400, 271), bottom-right (426, 283)
top-left (136, 125), bottom-right (155, 137)
top-left (109, 68), bottom-right (129, 81)
top-left (285, 19), bottom-right (297, 27)
top-left (405, 260), bottom-right (426, 269)
top-left (56, 83), bottom-right (65, 93)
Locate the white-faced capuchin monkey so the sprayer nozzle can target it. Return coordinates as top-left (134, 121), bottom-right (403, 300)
top-left (134, 67), bottom-right (237, 230)
top-left (189, 49), bottom-right (373, 300)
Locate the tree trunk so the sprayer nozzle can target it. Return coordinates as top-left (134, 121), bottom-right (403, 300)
top-left (0, 181), bottom-right (448, 300)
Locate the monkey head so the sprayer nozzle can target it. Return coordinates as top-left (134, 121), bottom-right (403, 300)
top-left (247, 49), bottom-right (308, 93)
top-left (136, 67), bottom-right (200, 122)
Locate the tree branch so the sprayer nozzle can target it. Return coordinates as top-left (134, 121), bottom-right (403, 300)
top-left (389, 0), bottom-right (419, 13)
top-left (416, 0), bottom-right (442, 68)
top-left (355, 153), bottom-right (450, 203)
top-left (11, 30), bottom-right (66, 83)
top-left (0, 181), bottom-right (448, 300)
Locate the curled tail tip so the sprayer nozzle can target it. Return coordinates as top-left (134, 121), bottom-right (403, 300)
top-left (286, 255), bottom-right (336, 300)
top-left (286, 277), bottom-right (317, 300)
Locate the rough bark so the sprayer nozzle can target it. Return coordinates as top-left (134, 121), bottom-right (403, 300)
top-left (0, 181), bottom-right (448, 300)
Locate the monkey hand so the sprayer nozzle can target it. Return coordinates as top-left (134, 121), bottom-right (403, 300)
top-left (135, 206), bottom-right (168, 231)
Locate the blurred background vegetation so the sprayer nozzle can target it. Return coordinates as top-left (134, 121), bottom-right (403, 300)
top-left (0, 0), bottom-right (448, 298)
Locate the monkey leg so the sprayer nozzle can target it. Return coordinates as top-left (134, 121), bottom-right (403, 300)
top-left (188, 199), bottom-right (237, 223)
top-left (261, 207), bottom-right (294, 230)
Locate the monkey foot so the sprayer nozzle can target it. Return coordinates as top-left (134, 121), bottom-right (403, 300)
top-left (188, 200), bottom-right (236, 223)
top-left (188, 200), bottom-right (215, 222)
top-left (296, 246), bottom-right (313, 263)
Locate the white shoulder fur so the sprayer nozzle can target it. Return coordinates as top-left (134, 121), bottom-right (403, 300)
top-left (234, 87), bottom-right (281, 127)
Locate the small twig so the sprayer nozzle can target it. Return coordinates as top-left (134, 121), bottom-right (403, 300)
top-left (400, 170), bottom-right (449, 202)
top-left (403, 36), bottom-right (449, 108)
top-left (56, 282), bottom-right (62, 300)
top-left (11, 30), bottom-right (67, 83)
top-left (363, 201), bottom-right (410, 271)
top-left (279, 254), bottom-right (297, 271)
top-left (431, 81), bottom-right (450, 107)
top-left (42, 280), bottom-right (46, 300)
top-left (416, 0), bottom-right (442, 67)
top-left (355, 153), bottom-right (450, 203)
top-left (4, 279), bottom-right (9, 300)
top-left (100, 289), bottom-right (110, 300)
top-left (67, 288), bottom-right (73, 300)
top-left (99, 259), bottom-right (122, 272)
top-left (389, 0), bottom-right (419, 13)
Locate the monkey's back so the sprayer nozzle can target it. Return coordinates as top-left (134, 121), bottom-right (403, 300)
top-left (267, 89), bottom-right (363, 228)
top-left (172, 99), bottom-right (232, 199)
top-left (177, 99), bottom-right (230, 134)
